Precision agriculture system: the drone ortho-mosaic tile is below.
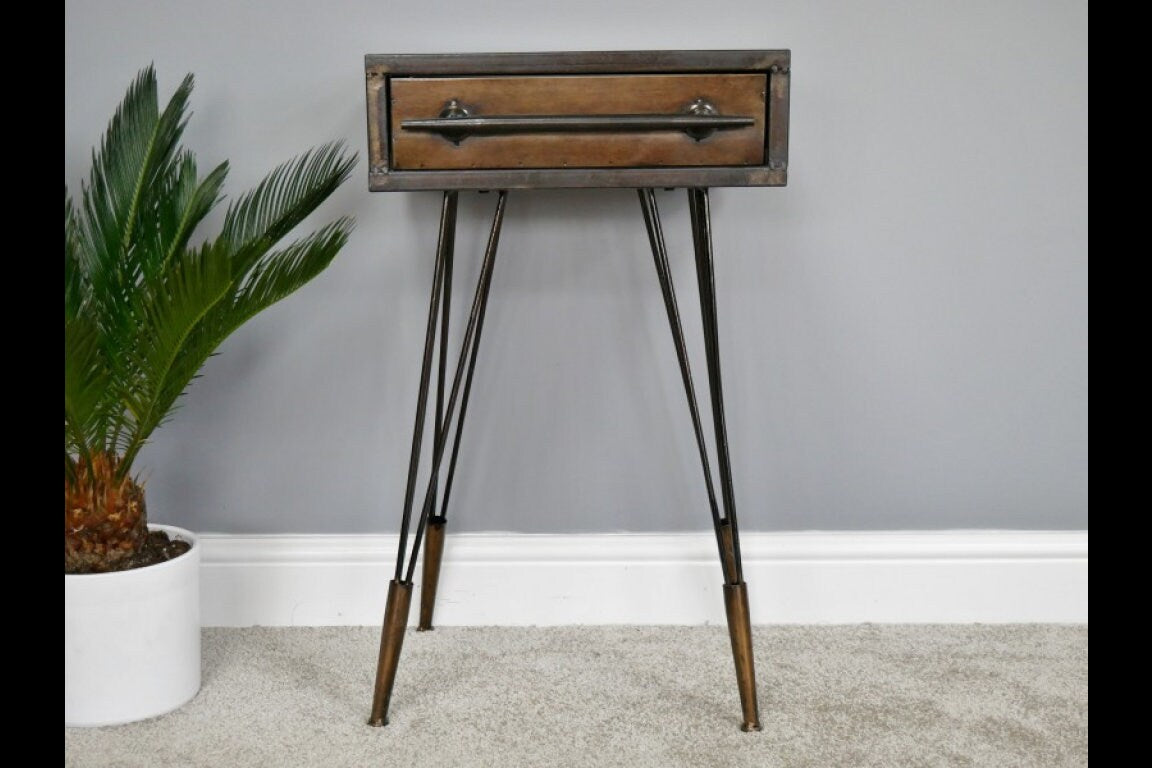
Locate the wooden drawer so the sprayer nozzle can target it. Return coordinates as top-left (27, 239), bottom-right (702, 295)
top-left (390, 74), bottom-right (767, 171)
top-left (365, 51), bottom-right (791, 190)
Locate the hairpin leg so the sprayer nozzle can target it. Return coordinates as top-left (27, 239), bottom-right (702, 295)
top-left (688, 187), bottom-right (761, 732)
top-left (417, 188), bottom-right (504, 631)
top-left (639, 188), bottom-right (761, 732)
top-left (418, 186), bottom-right (456, 632)
top-left (369, 191), bottom-right (508, 727)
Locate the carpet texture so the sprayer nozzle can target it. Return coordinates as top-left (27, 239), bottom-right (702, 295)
top-left (65, 625), bottom-right (1087, 767)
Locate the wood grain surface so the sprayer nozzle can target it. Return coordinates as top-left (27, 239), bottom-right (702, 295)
top-left (389, 74), bottom-right (766, 171)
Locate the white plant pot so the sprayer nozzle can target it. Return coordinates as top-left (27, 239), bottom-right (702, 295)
top-left (65, 524), bottom-right (200, 727)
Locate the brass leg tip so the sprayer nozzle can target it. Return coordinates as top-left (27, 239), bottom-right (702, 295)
top-left (367, 716), bottom-right (388, 728)
top-left (415, 624), bottom-right (434, 632)
top-left (741, 721), bottom-right (762, 732)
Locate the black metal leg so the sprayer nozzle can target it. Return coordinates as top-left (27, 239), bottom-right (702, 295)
top-left (370, 191), bottom-right (508, 727)
top-left (639, 188), bottom-right (761, 732)
top-left (417, 190), bottom-right (456, 631)
top-left (638, 189), bottom-right (733, 583)
top-left (404, 191), bottom-right (506, 585)
top-left (687, 188), bottom-right (746, 581)
top-left (390, 192), bottom-right (457, 586)
top-left (419, 190), bottom-right (503, 630)
top-left (419, 190), bottom-right (456, 630)
top-left (687, 187), bottom-right (760, 731)
top-left (369, 191), bottom-right (455, 727)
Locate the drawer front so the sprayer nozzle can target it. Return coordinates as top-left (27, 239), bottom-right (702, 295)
top-left (389, 74), bottom-right (766, 171)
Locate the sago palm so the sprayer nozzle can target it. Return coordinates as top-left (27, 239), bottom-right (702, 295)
top-left (65, 67), bottom-right (355, 573)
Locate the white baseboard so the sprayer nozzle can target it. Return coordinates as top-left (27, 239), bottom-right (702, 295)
top-left (199, 530), bottom-right (1087, 627)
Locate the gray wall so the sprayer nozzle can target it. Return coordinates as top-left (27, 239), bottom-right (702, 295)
top-left (64, 0), bottom-right (1088, 534)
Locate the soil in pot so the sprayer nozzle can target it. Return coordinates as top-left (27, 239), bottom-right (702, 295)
top-left (65, 529), bottom-right (191, 574)
top-left (122, 529), bottom-right (191, 570)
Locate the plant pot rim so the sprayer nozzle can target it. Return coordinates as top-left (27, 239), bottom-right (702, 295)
top-left (64, 523), bottom-right (197, 580)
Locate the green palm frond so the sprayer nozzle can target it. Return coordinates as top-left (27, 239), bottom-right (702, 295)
top-left (80, 69), bottom-right (193, 262)
top-left (65, 190), bottom-right (84, 320)
top-left (65, 66), bottom-right (355, 482)
top-left (142, 152), bottom-right (230, 280)
top-left (64, 314), bottom-right (106, 468)
top-left (118, 241), bottom-right (236, 466)
top-left (238, 219), bottom-right (353, 312)
top-left (220, 141), bottom-right (355, 274)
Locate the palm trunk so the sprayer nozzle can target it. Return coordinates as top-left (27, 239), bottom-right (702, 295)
top-left (65, 453), bottom-right (148, 573)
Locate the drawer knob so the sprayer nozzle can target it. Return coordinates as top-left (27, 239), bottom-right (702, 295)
top-left (436, 99), bottom-right (472, 145)
top-left (683, 99), bottom-right (719, 140)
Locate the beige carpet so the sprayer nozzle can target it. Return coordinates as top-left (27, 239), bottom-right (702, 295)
top-left (64, 625), bottom-right (1087, 767)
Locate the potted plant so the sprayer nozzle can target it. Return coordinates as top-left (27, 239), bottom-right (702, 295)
top-left (65, 66), bottom-right (355, 726)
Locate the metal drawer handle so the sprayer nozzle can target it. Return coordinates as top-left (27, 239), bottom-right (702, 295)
top-left (402, 98), bottom-right (754, 145)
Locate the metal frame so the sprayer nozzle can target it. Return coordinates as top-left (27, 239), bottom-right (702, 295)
top-left (365, 50), bottom-right (790, 191)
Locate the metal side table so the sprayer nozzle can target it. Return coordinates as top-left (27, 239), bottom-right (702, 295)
top-left (363, 49), bottom-right (791, 732)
